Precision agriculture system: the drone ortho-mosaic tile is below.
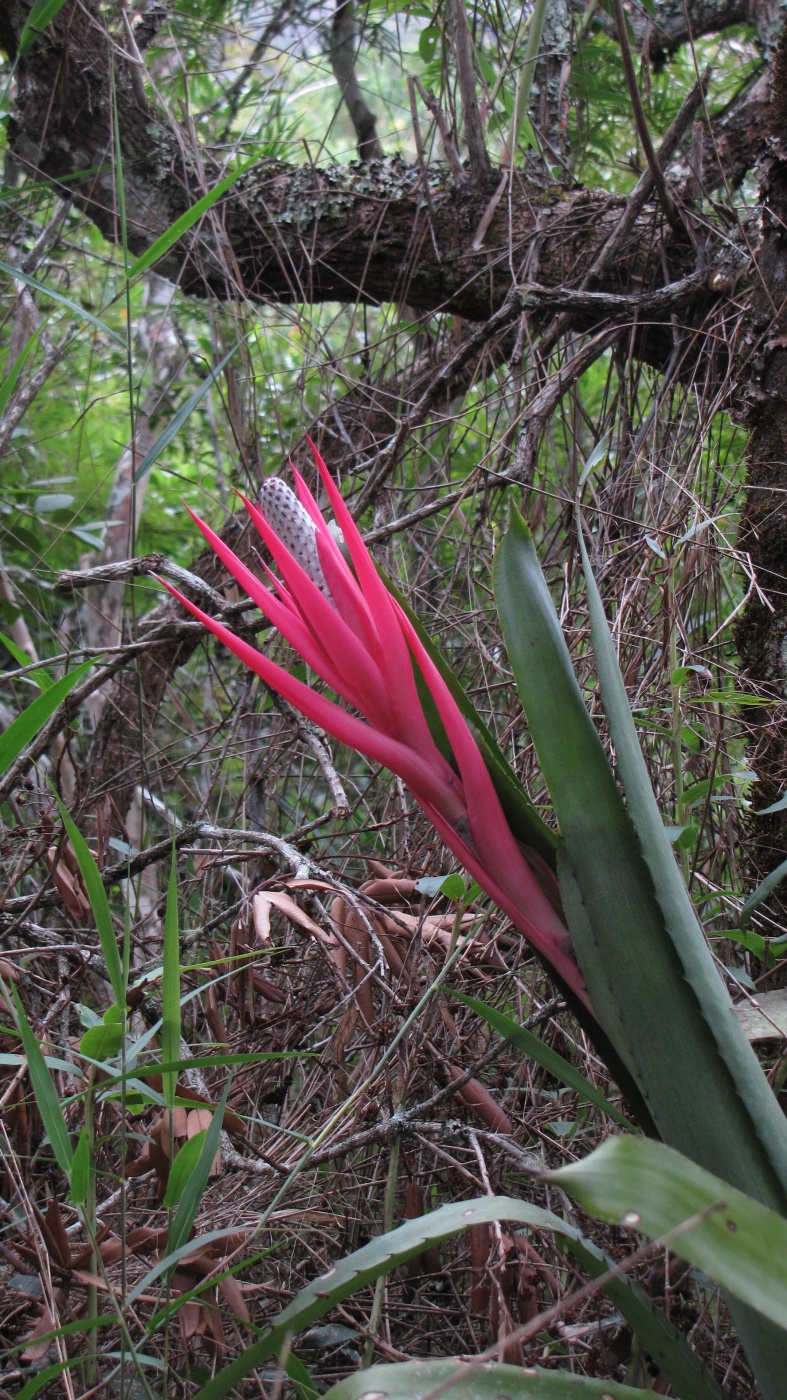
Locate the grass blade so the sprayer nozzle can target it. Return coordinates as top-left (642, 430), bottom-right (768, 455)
top-left (0, 317), bottom-right (49, 417)
top-left (52, 791), bottom-right (124, 1007)
top-left (128, 158), bottom-right (257, 280)
top-left (448, 990), bottom-right (631, 1128)
top-left (0, 658), bottom-right (92, 777)
top-left (740, 857), bottom-right (787, 927)
top-left (163, 1129), bottom-right (208, 1209)
top-left (169, 1078), bottom-right (230, 1254)
top-left (133, 335), bottom-right (250, 483)
top-left (18, 0), bottom-right (71, 54)
top-left (0, 261), bottom-right (126, 346)
top-left (7, 984), bottom-right (72, 1176)
top-left (161, 841), bottom-right (180, 1111)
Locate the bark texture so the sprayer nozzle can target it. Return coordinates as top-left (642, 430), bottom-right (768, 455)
top-left (0, 0), bottom-right (701, 324)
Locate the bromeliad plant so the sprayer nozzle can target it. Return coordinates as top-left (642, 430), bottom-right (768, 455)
top-left (167, 443), bottom-right (787, 1398)
top-left (164, 451), bottom-right (584, 1004)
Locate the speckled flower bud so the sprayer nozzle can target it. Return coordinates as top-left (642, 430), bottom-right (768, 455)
top-left (260, 476), bottom-right (330, 596)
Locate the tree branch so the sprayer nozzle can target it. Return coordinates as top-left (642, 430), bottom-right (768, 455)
top-left (329, 0), bottom-right (383, 161)
top-left (0, 0), bottom-right (701, 323)
top-left (446, 0), bottom-right (491, 178)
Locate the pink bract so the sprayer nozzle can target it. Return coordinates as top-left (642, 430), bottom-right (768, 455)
top-left (163, 442), bottom-right (589, 1007)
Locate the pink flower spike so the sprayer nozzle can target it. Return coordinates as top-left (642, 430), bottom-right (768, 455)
top-left (184, 503), bottom-right (359, 707)
top-left (306, 443), bottom-right (439, 755)
top-left (176, 448), bottom-right (590, 1017)
top-left (158, 576), bottom-right (468, 824)
top-left (241, 494), bottom-right (393, 731)
top-left (420, 795), bottom-right (591, 1010)
top-left (397, 602), bottom-right (570, 944)
top-left (288, 465), bottom-right (381, 651)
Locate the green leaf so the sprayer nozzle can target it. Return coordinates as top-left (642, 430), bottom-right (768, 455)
top-left (419, 25), bottom-right (440, 61)
top-left (439, 873), bottom-right (467, 901)
top-left (0, 632), bottom-right (52, 688)
top-left (286, 1352), bottom-right (320, 1400)
top-left (578, 431), bottom-right (610, 491)
top-left (163, 1129), bottom-right (208, 1209)
top-left (0, 318), bottom-right (49, 416)
top-left (34, 492), bottom-right (74, 514)
top-left (127, 157), bottom-right (258, 281)
top-left (447, 991), bottom-right (631, 1128)
top-left (79, 1019), bottom-right (124, 1062)
top-left (756, 790), bottom-right (787, 816)
top-left (493, 507), bottom-right (787, 1398)
top-left (161, 841), bottom-right (180, 1112)
top-left (0, 658), bottom-right (93, 777)
top-left (324, 1361), bottom-right (651, 1400)
top-left (8, 984), bottom-right (72, 1176)
top-left (193, 1189), bottom-right (719, 1400)
top-left (127, 1226), bottom-right (241, 1306)
top-left (51, 792), bottom-right (125, 1008)
top-left (133, 335), bottom-right (250, 483)
top-left (673, 824), bottom-right (698, 850)
top-left (740, 858), bottom-right (787, 927)
top-left (70, 1127), bottom-right (90, 1206)
top-left (14, 1358), bottom-right (82, 1400)
top-left (168, 1079), bottom-right (230, 1253)
top-left (17, 0), bottom-right (71, 53)
top-left (0, 260), bottom-right (126, 346)
top-left (551, 1135), bottom-right (787, 1333)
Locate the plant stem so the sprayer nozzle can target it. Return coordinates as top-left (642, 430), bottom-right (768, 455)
top-left (84, 1068), bottom-right (98, 1390)
top-left (512, 0), bottom-right (547, 155)
top-left (361, 1135), bottom-right (401, 1368)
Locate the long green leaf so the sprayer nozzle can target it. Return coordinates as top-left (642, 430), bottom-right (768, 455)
top-left (0, 261), bottom-right (126, 346)
top-left (52, 792), bottom-right (124, 1007)
top-left (8, 984), bottom-right (72, 1176)
top-left (163, 1129), bottom-right (208, 1209)
top-left (128, 158), bottom-right (257, 280)
top-left (18, 0), bottom-right (71, 54)
top-left (70, 1127), bottom-right (90, 1206)
top-left (126, 1227), bottom-right (242, 1306)
top-left (14, 1358), bottom-right (82, 1400)
top-left (0, 318), bottom-right (49, 417)
top-left (0, 658), bottom-right (93, 777)
top-left (552, 1135), bottom-right (787, 1331)
top-left (494, 509), bottom-right (787, 1195)
top-left (448, 990), bottom-right (631, 1128)
top-left (493, 505), bottom-right (787, 1396)
top-left (740, 858), bottom-right (787, 928)
top-left (168, 1078), bottom-right (230, 1255)
top-left (194, 1192), bottom-right (716, 1400)
top-left (577, 515), bottom-right (787, 1204)
top-left (0, 633), bottom-right (52, 688)
top-left (161, 842), bottom-right (181, 1112)
top-left (324, 1361), bottom-right (649, 1400)
top-left (133, 336), bottom-right (249, 483)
